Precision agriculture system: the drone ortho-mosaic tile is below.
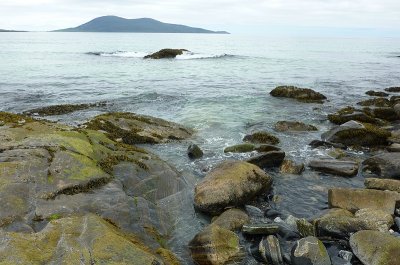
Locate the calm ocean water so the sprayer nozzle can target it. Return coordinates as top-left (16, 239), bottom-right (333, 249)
top-left (1, 32), bottom-right (400, 260)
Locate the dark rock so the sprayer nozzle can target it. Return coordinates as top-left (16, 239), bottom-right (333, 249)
top-left (388, 143), bottom-right (400, 152)
top-left (188, 144), bottom-right (203, 159)
top-left (144, 48), bottom-right (188, 59)
top-left (194, 161), bottom-right (273, 215)
top-left (280, 159), bottom-right (305, 174)
top-left (309, 140), bottom-right (345, 149)
top-left (363, 107), bottom-right (398, 121)
top-left (23, 102), bottom-right (107, 116)
top-left (328, 188), bottom-right (400, 214)
top-left (357, 98), bottom-right (392, 107)
top-left (365, 178), bottom-right (400, 193)
top-left (243, 131), bottom-right (280, 145)
top-left (247, 151), bottom-right (285, 168)
top-left (291, 236), bottom-right (332, 265)
top-left (274, 121), bottom-right (318, 132)
top-left (256, 144), bottom-right (281, 152)
top-left (189, 224), bottom-right (244, 265)
top-left (350, 231), bottom-right (400, 265)
top-left (395, 217), bottom-right (400, 230)
top-left (362, 153), bottom-right (400, 179)
top-left (327, 107), bottom-right (380, 125)
top-left (394, 103), bottom-right (400, 117)
top-left (259, 235), bottom-right (284, 265)
top-left (224, 143), bottom-right (256, 153)
top-left (270, 86), bottom-right (327, 103)
top-left (385, 86), bottom-right (400, 92)
top-left (309, 159), bottom-right (359, 177)
top-left (321, 120), bottom-right (390, 147)
top-left (365, 90), bottom-right (389, 97)
top-left (242, 223), bottom-right (280, 235)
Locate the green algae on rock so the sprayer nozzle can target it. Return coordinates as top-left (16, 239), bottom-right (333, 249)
top-left (23, 102), bottom-right (107, 116)
top-left (243, 131), bottom-right (280, 145)
top-left (85, 112), bottom-right (193, 144)
top-left (274, 121), bottom-right (318, 132)
top-left (270, 86), bottom-right (327, 103)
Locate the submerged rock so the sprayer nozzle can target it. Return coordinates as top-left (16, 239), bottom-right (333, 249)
top-left (274, 121), bottom-right (318, 132)
top-left (270, 86), bottom-right (327, 103)
top-left (86, 112), bottom-right (193, 144)
top-left (247, 151), bottom-right (285, 168)
top-left (321, 120), bottom-right (390, 147)
top-left (259, 235), bottom-right (284, 265)
top-left (188, 144), bottom-right (203, 159)
top-left (362, 152), bottom-right (400, 179)
top-left (194, 161), bottom-right (272, 215)
top-left (243, 131), bottom-right (280, 145)
top-left (144, 48), bottom-right (188, 59)
top-left (291, 236), bottom-right (332, 265)
top-left (309, 159), bottom-right (359, 177)
top-left (350, 231), bottom-right (400, 265)
top-left (189, 225), bottom-right (243, 265)
top-left (24, 102), bottom-right (106, 116)
top-left (280, 159), bottom-right (305, 174)
top-left (365, 178), bottom-right (400, 193)
top-left (385, 86), bottom-right (400, 92)
top-left (0, 214), bottom-right (164, 264)
top-left (366, 90), bottom-right (389, 97)
top-left (328, 188), bottom-right (400, 214)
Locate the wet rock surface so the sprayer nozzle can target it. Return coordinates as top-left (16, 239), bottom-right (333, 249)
top-left (365, 177), bottom-right (400, 192)
top-left (270, 86), bottom-right (327, 103)
top-left (291, 236), bottom-right (332, 265)
top-left (362, 152), bottom-right (400, 179)
top-left (247, 151), bottom-right (286, 169)
top-left (309, 159), bottom-right (359, 177)
top-left (144, 48), bottom-right (188, 59)
top-left (243, 131), bottom-right (280, 145)
top-left (23, 102), bottom-right (107, 116)
top-left (280, 159), bottom-right (305, 174)
top-left (188, 144), bottom-right (204, 159)
top-left (274, 121), bottom-right (318, 132)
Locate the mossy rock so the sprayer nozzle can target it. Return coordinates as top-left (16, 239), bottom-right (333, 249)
top-left (243, 131), bottom-right (280, 145)
top-left (365, 90), bottom-right (389, 97)
top-left (363, 107), bottom-right (398, 121)
top-left (357, 98), bottom-right (392, 107)
top-left (270, 86), bottom-right (327, 103)
top-left (0, 111), bottom-right (34, 125)
top-left (384, 86), bottom-right (400, 92)
top-left (224, 143), bottom-right (256, 153)
top-left (274, 121), bottom-right (317, 132)
top-left (23, 102), bottom-right (106, 116)
top-left (328, 107), bottom-right (379, 125)
top-left (144, 49), bottom-right (188, 59)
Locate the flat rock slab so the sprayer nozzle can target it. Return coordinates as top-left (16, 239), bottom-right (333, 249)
top-left (350, 231), bottom-right (400, 265)
top-left (194, 161), bottom-right (272, 215)
top-left (309, 159), bottom-right (359, 177)
top-left (328, 188), bottom-right (400, 214)
top-left (365, 178), bottom-right (400, 193)
top-left (363, 152), bottom-right (400, 179)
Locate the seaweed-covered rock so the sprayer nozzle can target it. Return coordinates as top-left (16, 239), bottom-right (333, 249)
top-left (328, 188), bottom-right (400, 214)
top-left (189, 225), bottom-right (243, 265)
top-left (247, 151), bottom-right (285, 169)
top-left (308, 140), bottom-right (345, 149)
top-left (280, 159), bottom-right (305, 174)
top-left (309, 159), bottom-right (359, 177)
top-left (211, 208), bottom-right (249, 231)
top-left (188, 144), bottom-right (203, 159)
top-left (24, 102), bottom-right (106, 116)
top-left (363, 107), bottom-right (398, 121)
top-left (274, 121), bottom-right (318, 132)
top-left (144, 49), bottom-right (188, 59)
top-left (224, 143), bottom-right (256, 153)
top-left (0, 214), bottom-right (164, 264)
top-left (365, 178), bottom-right (400, 193)
top-left (365, 90), bottom-right (389, 97)
top-left (243, 131), bottom-right (280, 145)
top-left (385, 86), bottom-right (400, 92)
top-left (327, 107), bottom-right (379, 125)
top-left (321, 120), bottom-right (390, 147)
top-left (357, 98), bottom-right (392, 107)
top-left (86, 112), bottom-right (193, 144)
top-left (270, 86), bottom-right (327, 103)
top-left (291, 236), bottom-right (331, 265)
top-left (350, 231), bottom-right (400, 265)
top-left (194, 161), bottom-right (272, 215)
top-left (362, 153), bottom-right (400, 179)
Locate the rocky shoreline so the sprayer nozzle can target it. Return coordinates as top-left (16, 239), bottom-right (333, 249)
top-left (1, 85), bottom-right (400, 264)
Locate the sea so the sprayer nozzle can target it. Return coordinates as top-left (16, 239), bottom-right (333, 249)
top-left (1, 32), bottom-right (400, 262)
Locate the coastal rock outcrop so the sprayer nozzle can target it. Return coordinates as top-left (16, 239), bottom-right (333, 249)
top-left (144, 49), bottom-right (188, 59)
top-left (194, 161), bottom-right (272, 215)
top-left (24, 102), bottom-right (107, 116)
top-left (274, 121), bottom-right (318, 132)
top-left (366, 90), bottom-right (389, 97)
top-left (321, 120), bottom-right (390, 147)
top-left (85, 112), bottom-right (193, 144)
top-left (270, 86), bottom-right (327, 103)
top-left (362, 152), bottom-right (400, 179)
top-left (350, 231), bottom-right (400, 265)
top-left (385, 86), bottom-right (400, 92)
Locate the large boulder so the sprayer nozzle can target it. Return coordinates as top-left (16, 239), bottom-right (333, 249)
top-left (144, 49), bottom-right (188, 59)
top-left (0, 214), bottom-right (164, 264)
top-left (365, 178), bottom-right (400, 193)
top-left (328, 188), bottom-right (400, 214)
top-left (274, 121), bottom-right (318, 132)
top-left (362, 153), bottom-right (400, 179)
top-left (291, 236), bottom-right (331, 265)
top-left (270, 86), bottom-right (327, 103)
top-left (85, 112), bottom-right (193, 144)
top-left (189, 225), bottom-right (243, 265)
top-left (350, 231), bottom-right (400, 265)
top-left (309, 159), bottom-right (359, 177)
top-left (321, 120), bottom-right (390, 147)
top-left (194, 161), bottom-right (272, 215)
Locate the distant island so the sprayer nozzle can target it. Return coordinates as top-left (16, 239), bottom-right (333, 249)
top-left (0, 29), bottom-right (26, 32)
top-left (54, 16), bottom-right (229, 34)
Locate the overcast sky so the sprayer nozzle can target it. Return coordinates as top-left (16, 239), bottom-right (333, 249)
top-left (1, 0), bottom-right (400, 35)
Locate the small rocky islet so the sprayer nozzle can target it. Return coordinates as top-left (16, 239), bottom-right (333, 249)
top-left (1, 84), bottom-right (400, 264)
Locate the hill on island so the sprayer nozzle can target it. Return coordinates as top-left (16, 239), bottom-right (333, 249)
top-left (0, 29), bottom-right (26, 32)
top-left (54, 16), bottom-right (229, 34)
